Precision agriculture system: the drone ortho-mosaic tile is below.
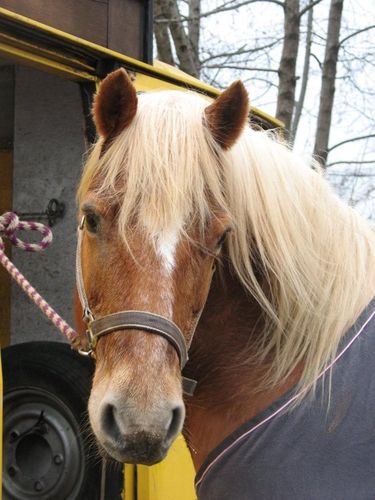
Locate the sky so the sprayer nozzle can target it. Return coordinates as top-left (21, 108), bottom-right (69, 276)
top-left (195, 0), bottom-right (375, 217)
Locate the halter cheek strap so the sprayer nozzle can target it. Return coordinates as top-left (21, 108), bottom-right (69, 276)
top-left (76, 218), bottom-right (197, 396)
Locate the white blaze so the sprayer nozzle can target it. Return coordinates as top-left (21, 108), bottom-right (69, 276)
top-left (154, 231), bottom-right (179, 319)
top-left (155, 231), bottom-right (179, 274)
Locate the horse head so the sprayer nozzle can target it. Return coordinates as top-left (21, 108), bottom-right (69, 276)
top-left (77, 69), bottom-right (249, 464)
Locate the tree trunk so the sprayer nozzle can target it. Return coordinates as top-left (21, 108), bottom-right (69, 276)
top-left (290, 1), bottom-right (313, 143)
top-left (188, 0), bottom-right (201, 77)
top-left (313, 0), bottom-right (344, 167)
top-left (276, 0), bottom-right (300, 135)
top-left (165, 0), bottom-right (199, 78)
top-left (154, 0), bottom-right (175, 65)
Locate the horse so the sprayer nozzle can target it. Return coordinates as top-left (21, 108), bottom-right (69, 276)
top-left (75, 68), bottom-right (375, 498)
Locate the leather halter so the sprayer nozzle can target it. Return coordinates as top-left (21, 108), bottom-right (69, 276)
top-left (76, 217), bottom-right (197, 396)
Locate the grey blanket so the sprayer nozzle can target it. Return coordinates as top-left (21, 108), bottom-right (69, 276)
top-left (195, 299), bottom-right (375, 500)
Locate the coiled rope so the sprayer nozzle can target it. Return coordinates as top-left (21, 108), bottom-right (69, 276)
top-left (0, 212), bottom-right (80, 347)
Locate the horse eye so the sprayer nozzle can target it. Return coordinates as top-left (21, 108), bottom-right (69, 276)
top-left (217, 231), bottom-right (229, 248)
top-left (85, 213), bottom-right (99, 233)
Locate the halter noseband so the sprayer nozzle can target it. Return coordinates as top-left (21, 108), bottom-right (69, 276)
top-left (76, 217), bottom-right (197, 396)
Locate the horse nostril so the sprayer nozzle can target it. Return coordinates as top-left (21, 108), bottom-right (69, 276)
top-left (166, 405), bottom-right (184, 442)
top-left (101, 403), bottom-right (122, 442)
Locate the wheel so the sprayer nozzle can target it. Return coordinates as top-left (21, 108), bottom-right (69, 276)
top-left (2, 341), bottom-right (123, 500)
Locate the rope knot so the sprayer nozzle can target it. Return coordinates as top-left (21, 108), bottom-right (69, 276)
top-left (0, 212), bottom-right (79, 346)
top-left (0, 211), bottom-right (19, 235)
top-left (0, 212), bottom-right (53, 252)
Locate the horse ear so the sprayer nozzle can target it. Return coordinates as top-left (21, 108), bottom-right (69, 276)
top-left (205, 81), bottom-right (249, 150)
top-left (93, 68), bottom-right (138, 141)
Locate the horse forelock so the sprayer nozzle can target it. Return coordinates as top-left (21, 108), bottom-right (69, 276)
top-left (78, 88), bottom-right (375, 398)
top-left (79, 91), bottom-right (225, 238)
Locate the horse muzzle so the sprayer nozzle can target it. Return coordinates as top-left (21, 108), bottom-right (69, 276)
top-left (90, 392), bottom-right (185, 464)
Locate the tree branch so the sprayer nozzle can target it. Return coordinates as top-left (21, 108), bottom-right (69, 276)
top-left (339, 25), bottom-right (375, 47)
top-left (310, 52), bottom-right (322, 69)
top-left (298, 0), bottom-right (323, 18)
top-left (155, 0), bottom-right (284, 23)
top-left (328, 134), bottom-right (375, 152)
top-left (200, 39), bottom-right (283, 64)
top-left (327, 159), bottom-right (375, 168)
top-left (198, 0), bottom-right (285, 18)
top-left (205, 64), bottom-right (279, 72)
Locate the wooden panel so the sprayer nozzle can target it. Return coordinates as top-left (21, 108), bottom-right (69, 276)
top-left (0, 0), bottom-right (151, 61)
top-left (0, 149), bottom-right (12, 347)
top-left (0, 0), bottom-right (108, 47)
top-left (108, 0), bottom-right (144, 60)
top-left (0, 65), bottom-right (14, 149)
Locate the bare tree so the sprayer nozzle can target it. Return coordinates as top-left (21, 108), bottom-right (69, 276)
top-left (154, 0), bottom-right (175, 66)
top-left (154, 0), bottom-right (318, 138)
top-left (154, 0), bottom-right (200, 78)
top-left (275, 0), bottom-right (300, 133)
top-left (188, 0), bottom-right (201, 74)
top-left (313, 0), bottom-right (344, 166)
top-left (153, 0), bottom-right (375, 215)
top-left (290, 0), bottom-right (314, 141)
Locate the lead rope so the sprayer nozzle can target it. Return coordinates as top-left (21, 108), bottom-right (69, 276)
top-left (0, 212), bottom-right (81, 348)
top-left (1, 212), bottom-right (124, 497)
top-left (0, 211), bottom-right (198, 394)
top-left (100, 458), bottom-right (107, 500)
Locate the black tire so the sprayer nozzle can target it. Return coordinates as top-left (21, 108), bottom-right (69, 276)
top-left (2, 341), bottom-right (123, 500)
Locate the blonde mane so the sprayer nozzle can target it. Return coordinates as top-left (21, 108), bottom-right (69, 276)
top-left (78, 89), bottom-right (375, 395)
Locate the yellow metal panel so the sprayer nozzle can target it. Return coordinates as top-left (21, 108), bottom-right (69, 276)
top-left (133, 72), bottom-right (210, 100)
top-left (131, 69), bottom-right (283, 128)
top-left (124, 464), bottom-right (136, 500)
top-left (0, 10), bottom-right (281, 498)
top-left (0, 32), bottom-right (94, 72)
top-left (0, 7), bottom-right (215, 93)
top-left (0, 7), bottom-right (283, 129)
top-left (0, 41), bottom-right (98, 82)
top-left (123, 435), bottom-right (197, 500)
top-left (133, 71), bottom-right (283, 128)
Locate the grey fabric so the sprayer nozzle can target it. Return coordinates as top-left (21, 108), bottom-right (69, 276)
top-left (196, 298), bottom-right (375, 500)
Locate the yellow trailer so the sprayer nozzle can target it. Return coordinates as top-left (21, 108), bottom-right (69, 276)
top-left (0, 6), bottom-right (281, 499)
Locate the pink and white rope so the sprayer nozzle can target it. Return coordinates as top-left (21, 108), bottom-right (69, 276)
top-left (0, 212), bottom-right (80, 347)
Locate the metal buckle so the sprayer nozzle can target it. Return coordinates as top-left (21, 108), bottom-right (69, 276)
top-left (78, 346), bottom-right (93, 357)
top-left (83, 306), bottom-right (95, 323)
top-left (87, 325), bottom-right (97, 350)
top-left (77, 306), bottom-right (96, 358)
top-left (77, 328), bottom-right (96, 358)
